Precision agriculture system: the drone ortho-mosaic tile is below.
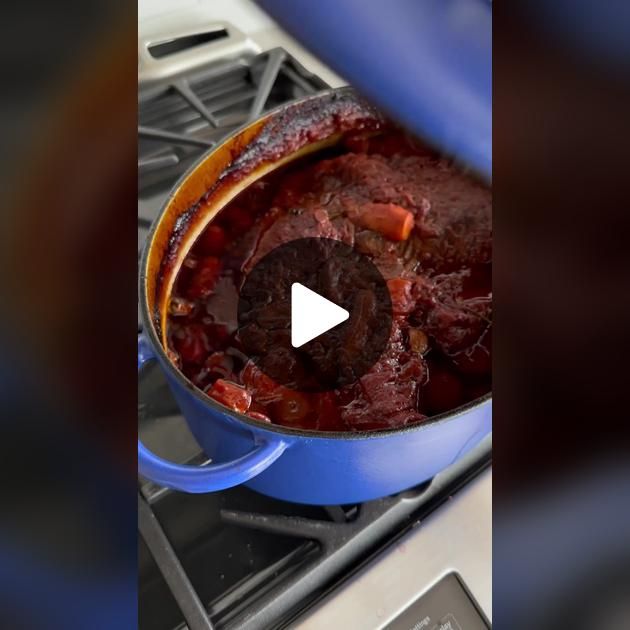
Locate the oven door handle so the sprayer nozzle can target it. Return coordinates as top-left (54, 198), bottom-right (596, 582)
top-left (137, 335), bottom-right (287, 493)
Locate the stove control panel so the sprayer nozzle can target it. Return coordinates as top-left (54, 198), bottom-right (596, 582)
top-left (384, 573), bottom-right (489, 630)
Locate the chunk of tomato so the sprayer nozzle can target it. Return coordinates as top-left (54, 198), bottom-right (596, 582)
top-left (387, 278), bottom-right (414, 315)
top-left (186, 256), bottom-right (221, 300)
top-left (173, 323), bottom-right (208, 365)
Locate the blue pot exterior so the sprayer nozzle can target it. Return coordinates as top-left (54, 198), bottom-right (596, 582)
top-left (138, 88), bottom-right (492, 505)
top-left (160, 350), bottom-right (492, 505)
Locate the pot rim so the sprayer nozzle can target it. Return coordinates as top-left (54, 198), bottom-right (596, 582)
top-left (139, 87), bottom-right (492, 441)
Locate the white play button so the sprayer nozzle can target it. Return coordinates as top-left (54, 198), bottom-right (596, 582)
top-left (291, 283), bottom-right (349, 348)
top-left (238, 237), bottom-right (392, 391)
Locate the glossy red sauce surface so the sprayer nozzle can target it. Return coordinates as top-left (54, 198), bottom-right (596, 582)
top-left (167, 131), bottom-right (492, 431)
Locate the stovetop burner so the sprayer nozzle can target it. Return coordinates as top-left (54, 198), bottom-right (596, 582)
top-left (138, 41), bottom-right (491, 630)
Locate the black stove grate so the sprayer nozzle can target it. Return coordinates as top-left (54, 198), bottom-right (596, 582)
top-left (138, 47), bottom-right (328, 212)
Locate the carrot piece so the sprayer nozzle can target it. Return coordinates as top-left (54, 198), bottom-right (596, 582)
top-left (246, 410), bottom-right (272, 423)
top-left (354, 203), bottom-right (414, 241)
top-left (270, 391), bottom-right (311, 424)
top-left (206, 379), bottom-right (252, 414)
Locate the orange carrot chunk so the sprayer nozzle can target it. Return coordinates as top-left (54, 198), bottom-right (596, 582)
top-left (354, 203), bottom-right (414, 241)
top-left (206, 379), bottom-right (252, 414)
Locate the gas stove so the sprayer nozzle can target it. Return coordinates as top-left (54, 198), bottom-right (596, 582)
top-left (138, 4), bottom-right (492, 629)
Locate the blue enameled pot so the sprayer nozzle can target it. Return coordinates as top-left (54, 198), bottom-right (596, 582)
top-left (138, 89), bottom-right (491, 505)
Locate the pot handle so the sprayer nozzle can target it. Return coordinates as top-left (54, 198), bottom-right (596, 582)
top-left (138, 334), bottom-right (287, 493)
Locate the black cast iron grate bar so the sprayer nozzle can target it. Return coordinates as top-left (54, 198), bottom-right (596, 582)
top-left (139, 125), bottom-right (216, 148)
top-left (138, 494), bottom-right (214, 630)
top-left (206, 541), bottom-right (320, 624)
top-left (324, 504), bottom-right (353, 523)
top-left (139, 153), bottom-right (181, 173)
top-left (174, 79), bottom-right (220, 128)
top-left (200, 86), bottom-right (257, 115)
top-left (280, 64), bottom-right (319, 94)
top-left (220, 510), bottom-right (338, 544)
top-left (248, 48), bottom-right (286, 121)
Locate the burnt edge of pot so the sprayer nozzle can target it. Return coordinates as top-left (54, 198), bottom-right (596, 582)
top-left (153, 88), bottom-right (386, 335)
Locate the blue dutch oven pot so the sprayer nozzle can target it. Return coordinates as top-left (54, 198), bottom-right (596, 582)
top-left (138, 89), bottom-right (492, 505)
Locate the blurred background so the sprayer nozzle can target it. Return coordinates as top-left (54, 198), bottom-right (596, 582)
top-left (494, 2), bottom-right (630, 627)
top-left (0, 0), bottom-right (628, 628)
top-left (0, 1), bottom-right (137, 628)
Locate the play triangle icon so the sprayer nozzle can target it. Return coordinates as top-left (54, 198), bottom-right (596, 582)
top-left (291, 283), bottom-right (349, 348)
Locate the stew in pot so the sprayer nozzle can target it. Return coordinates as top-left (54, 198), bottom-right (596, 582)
top-left (166, 131), bottom-right (492, 431)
